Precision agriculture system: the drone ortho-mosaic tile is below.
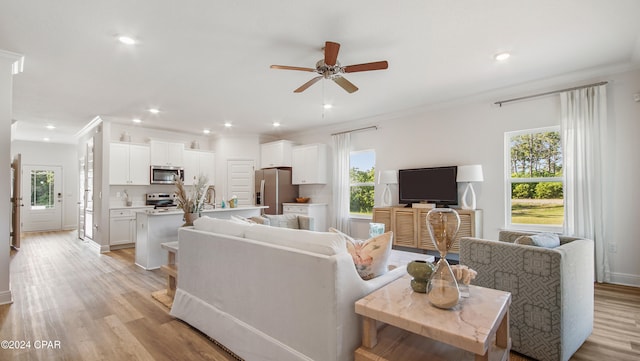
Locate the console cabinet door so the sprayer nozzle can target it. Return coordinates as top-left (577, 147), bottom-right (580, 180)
top-left (391, 208), bottom-right (418, 248)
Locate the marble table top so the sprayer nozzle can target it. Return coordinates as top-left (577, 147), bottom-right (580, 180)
top-left (355, 274), bottom-right (511, 355)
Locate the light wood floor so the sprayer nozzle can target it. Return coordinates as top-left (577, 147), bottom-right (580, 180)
top-left (1, 230), bottom-right (639, 361)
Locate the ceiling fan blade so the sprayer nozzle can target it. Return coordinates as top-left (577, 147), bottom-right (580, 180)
top-left (343, 61), bottom-right (389, 73)
top-left (333, 76), bottom-right (358, 93)
top-left (270, 65), bottom-right (316, 72)
top-left (294, 76), bottom-right (323, 93)
top-left (324, 41), bottom-right (340, 66)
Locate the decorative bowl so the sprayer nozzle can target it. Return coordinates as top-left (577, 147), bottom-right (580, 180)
top-left (295, 197), bottom-right (310, 203)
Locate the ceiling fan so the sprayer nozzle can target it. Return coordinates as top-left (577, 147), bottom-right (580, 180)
top-left (270, 41), bottom-right (388, 94)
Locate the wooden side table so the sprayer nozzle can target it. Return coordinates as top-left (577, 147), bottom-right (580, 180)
top-left (355, 274), bottom-right (511, 361)
top-left (151, 241), bottom-right (179, 309)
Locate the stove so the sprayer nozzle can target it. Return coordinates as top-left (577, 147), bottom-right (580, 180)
top-left (146, 193), bottom-right (177, 209)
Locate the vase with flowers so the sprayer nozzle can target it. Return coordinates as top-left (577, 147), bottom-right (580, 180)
top-left (175, 174), bottom-right (209, 226)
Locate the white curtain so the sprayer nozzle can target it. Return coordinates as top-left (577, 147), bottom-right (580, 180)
top-left (332, 132), bottom-right (351, 233)
top-left (560, 84), bottom-right (609, 282)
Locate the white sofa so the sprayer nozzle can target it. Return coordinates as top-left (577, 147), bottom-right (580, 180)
top-left (170, 217), bottom-right (407, 361)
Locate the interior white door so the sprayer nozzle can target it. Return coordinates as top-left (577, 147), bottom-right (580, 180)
top-left (11, 154), bottom-right (22, 248)
top-left (226, 160), bottom-right (255, 206)
top-left (22, 165), bottom-right (63, 232)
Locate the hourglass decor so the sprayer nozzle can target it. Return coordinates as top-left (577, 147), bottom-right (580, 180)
top-left (426, 208), bottom-right (461, 309)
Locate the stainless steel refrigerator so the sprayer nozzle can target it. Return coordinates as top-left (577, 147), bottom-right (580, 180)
top-left (255, 168), bottom-right (299, 214)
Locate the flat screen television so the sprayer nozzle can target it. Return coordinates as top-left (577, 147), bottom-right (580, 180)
top-left (398, 166), bottom-right (458, 207)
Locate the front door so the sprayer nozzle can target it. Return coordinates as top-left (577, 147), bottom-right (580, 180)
top-left (22, 165), bottom-right (63, 232)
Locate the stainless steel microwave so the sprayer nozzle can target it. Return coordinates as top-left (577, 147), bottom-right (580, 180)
top-left (150, 166), bottom-right (184, 184)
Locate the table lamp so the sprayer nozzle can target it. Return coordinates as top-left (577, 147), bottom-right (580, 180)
top-left (379, 170), bottom-right (397, 207)
top-left (456, 165), bottom-right (483, 210)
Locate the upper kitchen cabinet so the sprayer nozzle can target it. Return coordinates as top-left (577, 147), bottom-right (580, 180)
top-left (260, 140), bottom-right (294, 168)
top-left (292, 143), bottom-right (328, 184)
top-left (110, 143), bottom-right (150, 185)
top-left (183, 149), bottom-right (216, 186)
top-left (150, 140), bottom-right (184, 167)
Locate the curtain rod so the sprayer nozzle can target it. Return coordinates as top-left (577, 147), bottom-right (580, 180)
top-left (494, 81), bottom-right (608, 107)
top-left (331, 125), bottom-right (378, 136)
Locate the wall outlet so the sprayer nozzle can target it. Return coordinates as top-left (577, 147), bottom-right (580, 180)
top-left (608, 242), bottom-right (617, 253)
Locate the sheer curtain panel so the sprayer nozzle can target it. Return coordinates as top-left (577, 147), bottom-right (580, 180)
top-left (332, 132), bottom-right (351, 233)
top-left (560, 84), bottom-right (609, 282)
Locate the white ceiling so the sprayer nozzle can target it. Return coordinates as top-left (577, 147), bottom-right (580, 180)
top-left (2, 0), bottom-right (640, 143)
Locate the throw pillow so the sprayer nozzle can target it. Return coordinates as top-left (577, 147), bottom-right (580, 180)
top-left (530, 232), bottom-right (561, 248)
top-left (249, 216), bottom-right (271, 225)
top-left (514, 233), bottom-right (560, 248)
top-left (230, 215), bottom-right (256, 224)
top-left (330, 228), bottom-right (393, 280)
top-left (514, 235), bottom-right (535, 246)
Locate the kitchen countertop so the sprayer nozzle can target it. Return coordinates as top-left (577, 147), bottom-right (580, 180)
top-left (110, 205), bottom-right (154, 210)
top-left (143, 205), bottom-right (268, 216)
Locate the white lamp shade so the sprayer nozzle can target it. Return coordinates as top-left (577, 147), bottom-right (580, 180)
top-left (378, 170), bottom-right (398, 185)
top-left (457, 165), bottom-right (484, 182)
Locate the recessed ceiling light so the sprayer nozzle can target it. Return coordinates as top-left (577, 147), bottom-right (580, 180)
top-left (224, 122), bottom-right (232, 128)
top-left (132, 118), bottom-right (142, 124)
top-left (118, 36), bottom-right (137, 45)
top-left (323, 104), bottom-right (333, 109)
top-left (148, 108), bottom-right (160, 114)
top-left (203, 129), bottom-right (211, 135)
top-left (272, 122), bottom-right (281, 127)
top-left (43, 137), bottom-right (50, 142)
top-left (495, 52), bottom-right (511, 61)
top-left (46, 124), bottom-right (56, 130)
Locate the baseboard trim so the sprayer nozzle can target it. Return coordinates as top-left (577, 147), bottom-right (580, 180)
top-left (0, 290), bottom-right (13, 305)
top-left (83, 239), bottom-right (101, 252)
top-left (607, 272), bottom-right (640, 287)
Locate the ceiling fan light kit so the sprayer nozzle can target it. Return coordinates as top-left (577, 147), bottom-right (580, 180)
top-left (271, 41), bottom-right (388, 93)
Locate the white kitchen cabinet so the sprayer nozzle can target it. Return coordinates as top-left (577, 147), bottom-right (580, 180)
top-left (292, 143), bottom-right (328, 184)
top-left (109, 208), bottom-right (144, 247)
top-left (283, 203), bottom-right (328, 232)
top-left (183, 149), bottom-right (216, 185)
top-left (109, 143), bottom-right (150, 185)
top-left (150, 140), bottom-right (184, 167)
top-left (261, 140), bottom-right (294, 168)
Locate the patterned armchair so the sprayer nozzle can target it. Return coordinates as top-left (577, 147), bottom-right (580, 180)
top-left (459, 231), bottom-right (594, 361)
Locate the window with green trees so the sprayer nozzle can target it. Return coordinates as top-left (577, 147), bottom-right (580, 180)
top-left (350, 150), bottom-right (375, 216)
top-left (506, 127), bottom-right (563, 229)
top-left (30, 169), bottom-right (56, 210)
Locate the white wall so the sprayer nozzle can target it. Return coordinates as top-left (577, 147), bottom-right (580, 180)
top-left (0, 50), bottom-right (21, 305)
top-left (286, 67), bottom-right (640, 287)
top-left (11, 141), bottom-right (79, 230)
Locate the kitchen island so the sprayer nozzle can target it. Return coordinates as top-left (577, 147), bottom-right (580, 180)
top-left (135, 206), bottom-right (267, 270)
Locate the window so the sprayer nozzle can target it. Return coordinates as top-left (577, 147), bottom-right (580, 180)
top-left (30, 169), bottom-right (56, 210)
top-left (350, 150), bottom-right (375, 216)
top-left (505, 127), bottom-right (563, 230)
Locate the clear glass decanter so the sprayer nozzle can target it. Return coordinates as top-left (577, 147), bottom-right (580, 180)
top-left (426, 208), bottom-right (461, 309)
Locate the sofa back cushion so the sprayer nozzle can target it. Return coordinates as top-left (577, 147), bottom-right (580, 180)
top-left (244, 224), bottom-right (346, 255)
top-left (193, 216), bottom-right (252, 238)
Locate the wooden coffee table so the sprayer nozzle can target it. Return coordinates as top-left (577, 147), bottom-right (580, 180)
top-left (355, 274), bottom-right (511, 361)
